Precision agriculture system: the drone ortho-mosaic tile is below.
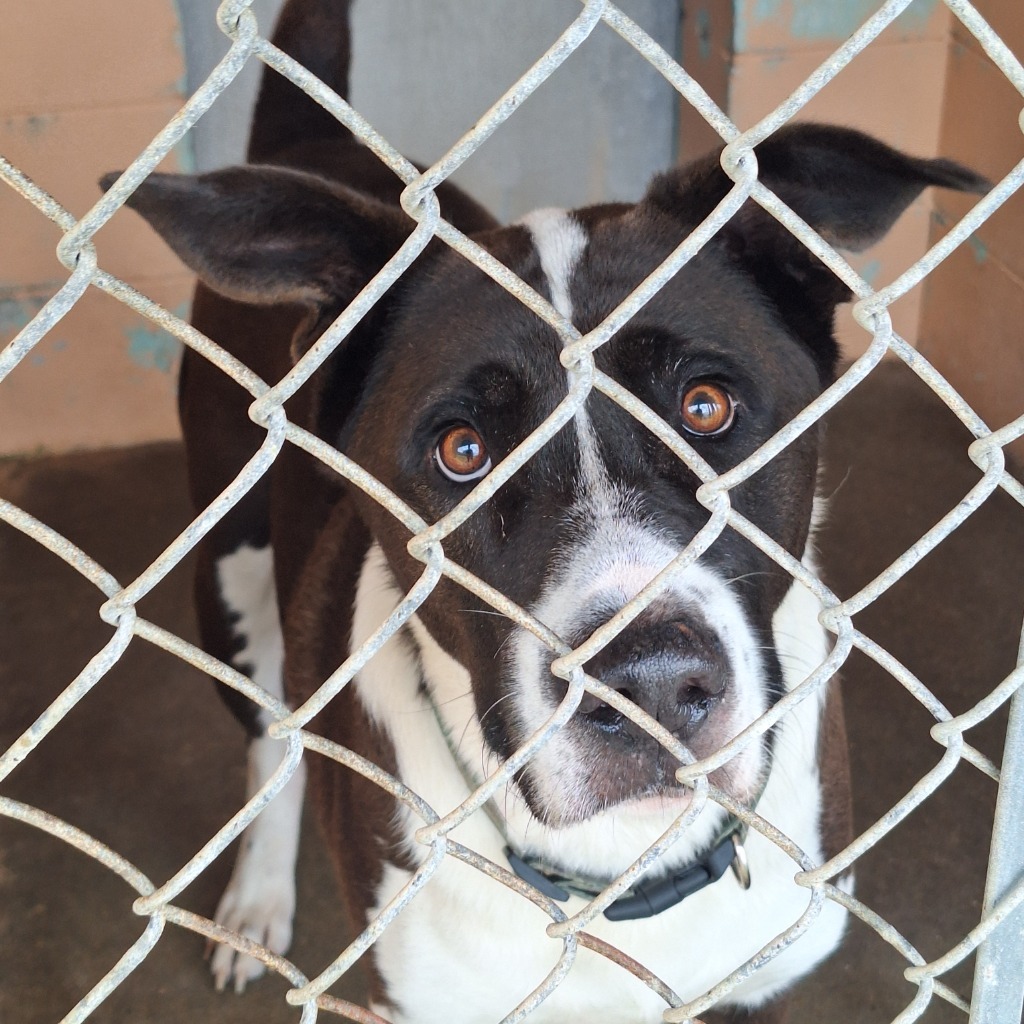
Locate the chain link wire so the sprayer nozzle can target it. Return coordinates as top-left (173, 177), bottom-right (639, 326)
top-left (2, 0), bottom-right (1024, 1021)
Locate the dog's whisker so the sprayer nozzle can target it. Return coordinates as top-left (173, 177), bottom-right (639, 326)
top-left (722, 570), bottom-right (776, 587)
top-left (456, 693), bottom-right (516, 756)
top-left (403, 688), bottom-right (474, 714)
top-left (478, 691), bottom-right (515, 731)
top-left (771, 628), bottom-right (837, 658)
top-left (821, 465), bottom-right (854, 504)
top-left (493, 631), bottom-right (518, 659)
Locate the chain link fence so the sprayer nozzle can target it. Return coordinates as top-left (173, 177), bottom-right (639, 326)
top-left (2, 0), bottom-right (1024, 1021)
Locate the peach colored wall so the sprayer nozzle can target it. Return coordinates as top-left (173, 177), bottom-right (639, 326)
top-left (918, 1), bottom-right (1024, 467)
top-left (680, 0), bottom-right (955, 358)
top-left (5, 3), bottom-right (1018, 459)
top-left (0, 0), bottom-right (191, 455)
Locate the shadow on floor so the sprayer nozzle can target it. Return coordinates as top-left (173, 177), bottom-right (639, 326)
top-left (1, 361), bottom-right (1022, 1022)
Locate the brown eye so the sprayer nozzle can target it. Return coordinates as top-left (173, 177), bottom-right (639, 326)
top-left (680, 382), bottom-right (735, 436)
top-left (435, 424), bottom-right (492, 482)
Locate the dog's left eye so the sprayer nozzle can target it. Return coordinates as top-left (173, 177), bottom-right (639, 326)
top-left (680, 382), bottom-right (735, 436)
top-left (435, 424), bottom-right (492, 482)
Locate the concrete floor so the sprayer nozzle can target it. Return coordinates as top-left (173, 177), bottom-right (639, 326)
top-left (1, 361), bottom-right (1022, 1023)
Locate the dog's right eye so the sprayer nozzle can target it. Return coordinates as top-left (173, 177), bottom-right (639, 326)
top-left (680, 382), bottom-right (735, 436)
top-left (435, 425), bottom-right (492, 482)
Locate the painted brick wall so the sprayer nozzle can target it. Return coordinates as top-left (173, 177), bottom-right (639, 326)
top-left (0, 0), bottom-right (192, 455)
top-left (918, 0), bottom-right (1024, 465)
top-left (678, 0), bottom-right (1021, 465)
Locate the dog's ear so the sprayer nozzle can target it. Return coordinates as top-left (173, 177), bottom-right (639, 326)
top-left (647, 124), bottom-right (990, 379)
top-left (100, 166), bottom-right (412, 308)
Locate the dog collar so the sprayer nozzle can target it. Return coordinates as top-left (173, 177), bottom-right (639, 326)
top-left (506, 828), bottom-right (749, 921)
top-left (424, 683), bottom-right (755, 921)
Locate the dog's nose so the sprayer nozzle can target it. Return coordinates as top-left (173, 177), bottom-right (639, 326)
top-left (577, 619), bottom-right (728, 737)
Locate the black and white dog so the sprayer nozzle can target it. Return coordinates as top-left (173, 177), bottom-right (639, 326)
top-left (108, 0), bottom-right (988, 1019)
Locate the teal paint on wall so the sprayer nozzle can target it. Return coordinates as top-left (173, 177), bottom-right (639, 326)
top-left (24, 114), bottom-right (57, 138)
top-left (126, 325), bottom-right (180, 373)
top-left (26, 339), bottom-right (68, 368)
top-left (695, 6), bottom-right (713, 60)
top-left (735, 0), bottom-right (783, 53)
top-left (931, 208), bottom-right (987, 265)
top-left (0, 294), bottom-right (49, 336)
top-left (791, 0), bottom-right (939, 41)
top-left (859, 259), bottom-right (882, 286)
top-left (167, 0), bottom-right (196, 172)
top-left (169, 0), bottom-right (189, 96)
top-left (0, 298), bottom-right (30, 334)
top-left (967, 234), bottom-right (989, 264)
top-left (125, 304), bottom-right (187, 373)
top-left (735, 0), bottom-right (940, 51)
top-left (791, 0), bottom-right (880, 41)
top-left (174, 136), bottom-right (198, 174)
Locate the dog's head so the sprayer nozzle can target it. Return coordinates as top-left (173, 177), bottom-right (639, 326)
top-left (111, 125), bottom-right (987, 845)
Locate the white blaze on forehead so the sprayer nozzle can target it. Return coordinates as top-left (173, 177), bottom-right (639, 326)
top-left (518, 207), bottom-right (615, 512)
top-left (518, 207), bottom-right (587, 322)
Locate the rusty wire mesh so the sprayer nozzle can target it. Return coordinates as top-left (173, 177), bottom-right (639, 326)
top-left (2, 0), bottom-right (1024, 1021)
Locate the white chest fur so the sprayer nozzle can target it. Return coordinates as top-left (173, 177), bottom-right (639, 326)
top-left (351, 545), bottom-right (847, 1023)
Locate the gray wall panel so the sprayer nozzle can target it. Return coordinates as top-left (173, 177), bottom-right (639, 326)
top-left (177, 0), bottom-right (680, 220)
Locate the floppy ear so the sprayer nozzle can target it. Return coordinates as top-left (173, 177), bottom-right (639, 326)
top-left (100, 165), bottom-right (413, 308)
top-left (647, 123), bottom-right (991, 379)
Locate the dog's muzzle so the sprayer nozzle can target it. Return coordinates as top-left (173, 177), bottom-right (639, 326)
top-left (570, 612), bottom-right (730, 739)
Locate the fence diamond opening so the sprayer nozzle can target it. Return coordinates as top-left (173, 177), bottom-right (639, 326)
top-left (2, 1), bottom-right (1024, 1022)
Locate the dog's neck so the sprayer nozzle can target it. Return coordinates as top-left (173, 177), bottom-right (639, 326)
top-left (424, 677), bottom-right (757, 921)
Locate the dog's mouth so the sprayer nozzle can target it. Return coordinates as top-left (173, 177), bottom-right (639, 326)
top-left (519, 702), bottom-right (756, 829)
top-left (505, 566), bottom-right (770, 830)
top-left (510, 608), bottom-right (759, 827)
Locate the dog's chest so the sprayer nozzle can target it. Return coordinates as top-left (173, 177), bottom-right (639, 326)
top-left (366, 795), bottom-right (847, 1024)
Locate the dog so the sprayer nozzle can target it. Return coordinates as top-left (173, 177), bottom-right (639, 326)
top-left (106, 0), bottom-right (989, 1019)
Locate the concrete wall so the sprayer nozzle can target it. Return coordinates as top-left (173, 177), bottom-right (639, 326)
top-left (181, 0), bottom-right (682, 217)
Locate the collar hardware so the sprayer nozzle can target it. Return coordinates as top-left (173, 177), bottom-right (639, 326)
top-left (730, 834), bottom-right (752, 890)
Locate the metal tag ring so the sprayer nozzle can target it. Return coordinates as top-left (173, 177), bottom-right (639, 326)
top-left (731, 835), bottom-right (752, 890)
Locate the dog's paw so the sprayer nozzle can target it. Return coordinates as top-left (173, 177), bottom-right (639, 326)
top-left (209, 863), bottom-right (295, 994)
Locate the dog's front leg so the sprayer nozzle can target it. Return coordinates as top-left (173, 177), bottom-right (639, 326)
top-left (210, 731), bottom-right (306, 991)
top-left (201, 540), bottom-right (307, 992)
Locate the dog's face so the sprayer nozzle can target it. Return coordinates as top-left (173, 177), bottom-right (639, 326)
top-left (343, 205), bottom-right (823, 826)
top-left (113, 124), bottom-right (988, 832)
